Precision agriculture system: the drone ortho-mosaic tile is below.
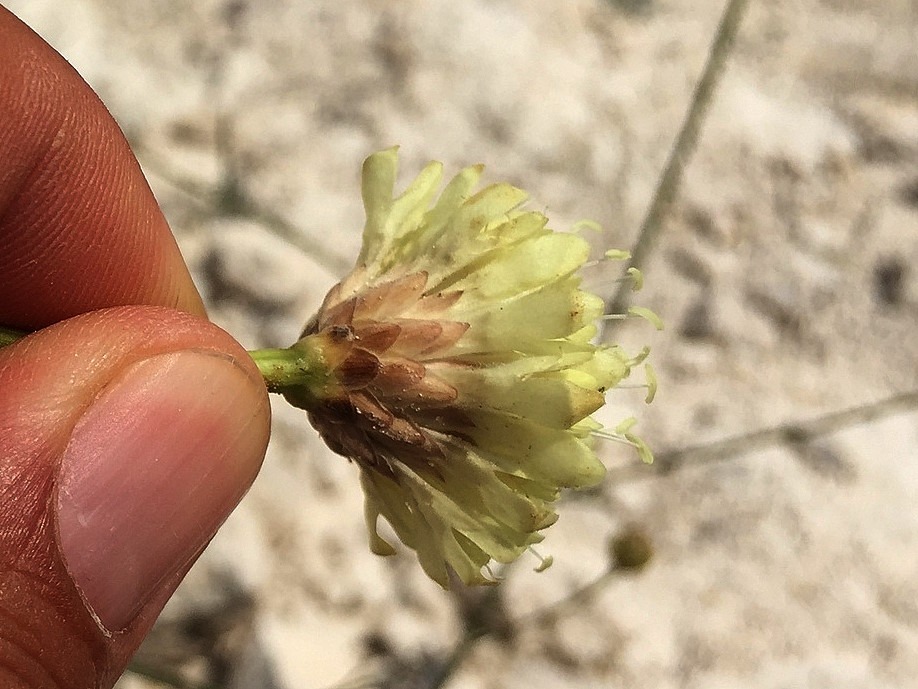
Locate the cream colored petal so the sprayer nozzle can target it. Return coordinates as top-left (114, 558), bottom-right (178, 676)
top-left (375, 161), bottom-right (444, 275)
top-left (438, 232), bottom-right (590, 301)
top-left (446, 281), bottom-right (604, 353)
top-left (362, 458), bottom-right (520, 586)
top-left (359, 147), bottom-right (399, 266)
top-left (363, 497), bottom-right (397, 556)
top-left (403, 443), bottom-right (555, 563)
top-left (425, 183), bottom-right (529, 267)
top-left (412, 436), bottom-right (553, 534)
top-left (398, 468), bottom-right (527, 574)
top-left (461, 410), bottom-right (607, 487)
top-left (450, 530), bottom-right (493, 581)
top-left (484, 210), bottom-right (548, 244)
top-left (451, 183), bottom-right (530, 241)
top-left (410, 164), bottom-right (484, 255)
top-left (360, 469), bottom-right (451, 586)
top-left (497, 472), bottom-right (561, 502)
top-left (436, 360), bottom-right (606, 429)
top-left (418, 211), bottom-right (550, 291)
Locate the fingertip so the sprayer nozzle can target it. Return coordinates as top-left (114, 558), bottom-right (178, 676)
top-left (58, 349), bottom-right (269, 632)
top-left (0, 6), bottom-right (205, 328)
top-left (0, 306), bottom-right (270, 686)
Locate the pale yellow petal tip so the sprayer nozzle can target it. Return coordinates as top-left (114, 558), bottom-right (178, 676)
top-left (369, 536), bottom-right (397, 557)
top-left (373, 145), bottom-right (400, 158)
top-left (362, 146), bottom-right (400, 183)
top-left (628, 306), bottom-right (664, 331)
top-left (367, 524), bottom-right (398, 556)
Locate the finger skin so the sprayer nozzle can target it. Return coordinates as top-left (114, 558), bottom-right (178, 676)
top-left (0, 6), bottom-right (205, 330)
top-left (0, 306), bottom-right (270, 689)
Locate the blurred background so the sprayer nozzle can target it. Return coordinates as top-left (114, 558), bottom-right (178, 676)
top-left (7, 0), bottom-right (918, 687)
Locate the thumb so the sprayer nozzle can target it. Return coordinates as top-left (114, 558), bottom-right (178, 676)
top-left (0, 306), bottom-right (270, 689)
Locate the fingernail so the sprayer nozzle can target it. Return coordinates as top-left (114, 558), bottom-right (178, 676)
top-left (56, 351), bottom-right (269, 632)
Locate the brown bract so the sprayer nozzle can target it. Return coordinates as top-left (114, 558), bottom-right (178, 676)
top-left (295, 270), bottom-right (471, 481)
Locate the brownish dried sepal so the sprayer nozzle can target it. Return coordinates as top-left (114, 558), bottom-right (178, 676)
top-left (298, 271), bottom-right (471, 481)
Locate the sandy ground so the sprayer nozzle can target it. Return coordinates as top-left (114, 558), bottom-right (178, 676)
top-left (6, 0), bottom-right (918, 687)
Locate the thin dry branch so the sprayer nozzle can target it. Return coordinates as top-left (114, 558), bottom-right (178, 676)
top-left (610, 390), bottom-right (918, 482)
top-left (605, 0), bottom-right (751, 320)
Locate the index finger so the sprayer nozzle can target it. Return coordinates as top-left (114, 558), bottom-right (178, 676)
top-left (0, 6), bottom-right (205, 330)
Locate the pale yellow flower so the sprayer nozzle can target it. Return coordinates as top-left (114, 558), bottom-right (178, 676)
top-left (285, 148), bottom-right (653, 587)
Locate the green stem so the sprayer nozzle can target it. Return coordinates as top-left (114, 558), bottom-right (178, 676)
top-left (0, 324), bottom-right (328, 399)
top-left (0, 325), bottom-right (25, 348)
top-left (248, 342), bottom-right (329, 395)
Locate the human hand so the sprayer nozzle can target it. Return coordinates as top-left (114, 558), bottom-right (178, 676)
top-left (0, 7), bottom-right (271, 688)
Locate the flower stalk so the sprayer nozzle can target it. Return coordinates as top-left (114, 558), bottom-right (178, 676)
top-left (247, 339), bottom-right (330, 396)
top-left (0, 325), bottom-right (25, 348)
top-left (0, 324), bottom-right (331, 395)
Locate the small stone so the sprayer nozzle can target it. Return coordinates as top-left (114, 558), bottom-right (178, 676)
top-left (745, 287), bottom-right (803, 341)
top-left (668, 247), bottom-right (713, 288)
top-left (679, 298), bottom-right (715, 341)
top-left (873, 256), bottom-right (908, 307)
top-left (609, 525), bottom-right (653, 571)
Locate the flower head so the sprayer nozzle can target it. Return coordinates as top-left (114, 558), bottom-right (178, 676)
top-left (287, 148), bottom-right (652, 587)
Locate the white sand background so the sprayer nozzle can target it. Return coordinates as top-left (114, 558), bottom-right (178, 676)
top-left (6, 0), bottom-right (918, 687)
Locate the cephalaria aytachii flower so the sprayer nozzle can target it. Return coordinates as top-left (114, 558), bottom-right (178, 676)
top-left (282, 148), bottom-right (655, 587)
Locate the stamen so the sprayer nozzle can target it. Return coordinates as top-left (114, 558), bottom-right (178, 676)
top-left (628, 346), bottom-right (651, 367)
top-left (583, 248), bottom-right (632, 269)
top-left (644, 363), bottom-right (658, 404)
top-left (597, 308), bottom-right (662, 331)
top-left (583, 268), bottom-right (645, 293)
top-left (626, 433), bottom-right (654, 464)
top-left (616, 380), bottom-right (656, 403)
top-left (581, 251), bottom-right (642, 294)
top-left (628, 306), bottom-right (664, 330)
top-left (591, 417), bottom-right (655, 464)
top-left (627, 267), bottom-right (644, 291)
top-left (590, 428), bottom-right (638, 446)
top-left (571, 219), bottom-right (603, 234)
top-left (615, 417), bottom-right (638, 434)
top-left (528, 546), bottom-right (554, 573)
